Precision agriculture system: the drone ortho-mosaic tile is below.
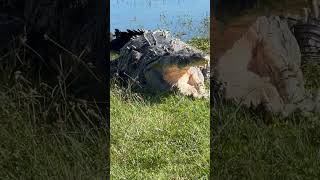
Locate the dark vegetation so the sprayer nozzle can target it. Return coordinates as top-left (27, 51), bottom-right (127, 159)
top-left (1, 0), bottom-right (107, 103)
top-left (0, 1), bottom-right (108, 178)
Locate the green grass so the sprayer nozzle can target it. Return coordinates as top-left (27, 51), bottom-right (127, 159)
top-left (212, 61), bottom-right (320, 179)
top-left (110, 87), bottom-right (209, 179)
top-left (187, 38), bottom-right (210, 54)
top-left (302, 62), bottom-right (320, 91)
top-left (0, 38), bottom-right (108, 178)
top-left (212, 105), bottom-right (320, 179)
top-left (110, 38), bottom-right (210, 179)
top-left (0, 82), bottom-right (108, 179)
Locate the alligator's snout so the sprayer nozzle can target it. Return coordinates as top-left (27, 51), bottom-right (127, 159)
top-left (173, 54), bottom-right (209, 68)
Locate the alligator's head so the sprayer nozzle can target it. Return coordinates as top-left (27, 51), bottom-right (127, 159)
top-left (148, 53), bottom-right (209, 69)
top-left (146, 53), bottom-right (210, 98)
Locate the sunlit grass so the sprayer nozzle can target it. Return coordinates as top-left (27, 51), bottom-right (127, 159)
top-left (110, 38), bottom-right (210, 179)
top-left (110, 86), bottom-right (210, 179)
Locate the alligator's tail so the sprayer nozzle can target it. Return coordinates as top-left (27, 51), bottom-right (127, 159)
top-left (110, 29), bottom-right (145, 52)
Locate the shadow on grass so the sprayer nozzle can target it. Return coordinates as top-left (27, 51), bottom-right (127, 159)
top-left (110, 75), bottom-right (193, 105)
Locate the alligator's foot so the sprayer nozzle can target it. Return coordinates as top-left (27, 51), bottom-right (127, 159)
top-left (176, 83), bottom-right (208, 98)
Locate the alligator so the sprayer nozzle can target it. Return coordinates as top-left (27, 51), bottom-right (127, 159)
top-left (110, 29), bottom-right (210, 98)
top-left (213, 15), bottom-right (320, 117)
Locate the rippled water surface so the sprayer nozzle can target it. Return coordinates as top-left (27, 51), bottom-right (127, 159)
top-left (110, 0), bottom-right (210, 40)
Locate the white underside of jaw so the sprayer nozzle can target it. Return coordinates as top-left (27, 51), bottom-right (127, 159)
top-left (173, 67), bottom-right (208, 98)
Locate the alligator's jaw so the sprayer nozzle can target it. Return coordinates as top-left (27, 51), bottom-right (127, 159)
top-left (163, 66), bottom-right (208, 98)
top-left (148, 54), bottom-right (209, 69)
top-left (163, 65), bottom-right (189, 85)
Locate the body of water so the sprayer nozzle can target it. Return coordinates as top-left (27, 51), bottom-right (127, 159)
top-left (110, 0), bottom-right (210, 40)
